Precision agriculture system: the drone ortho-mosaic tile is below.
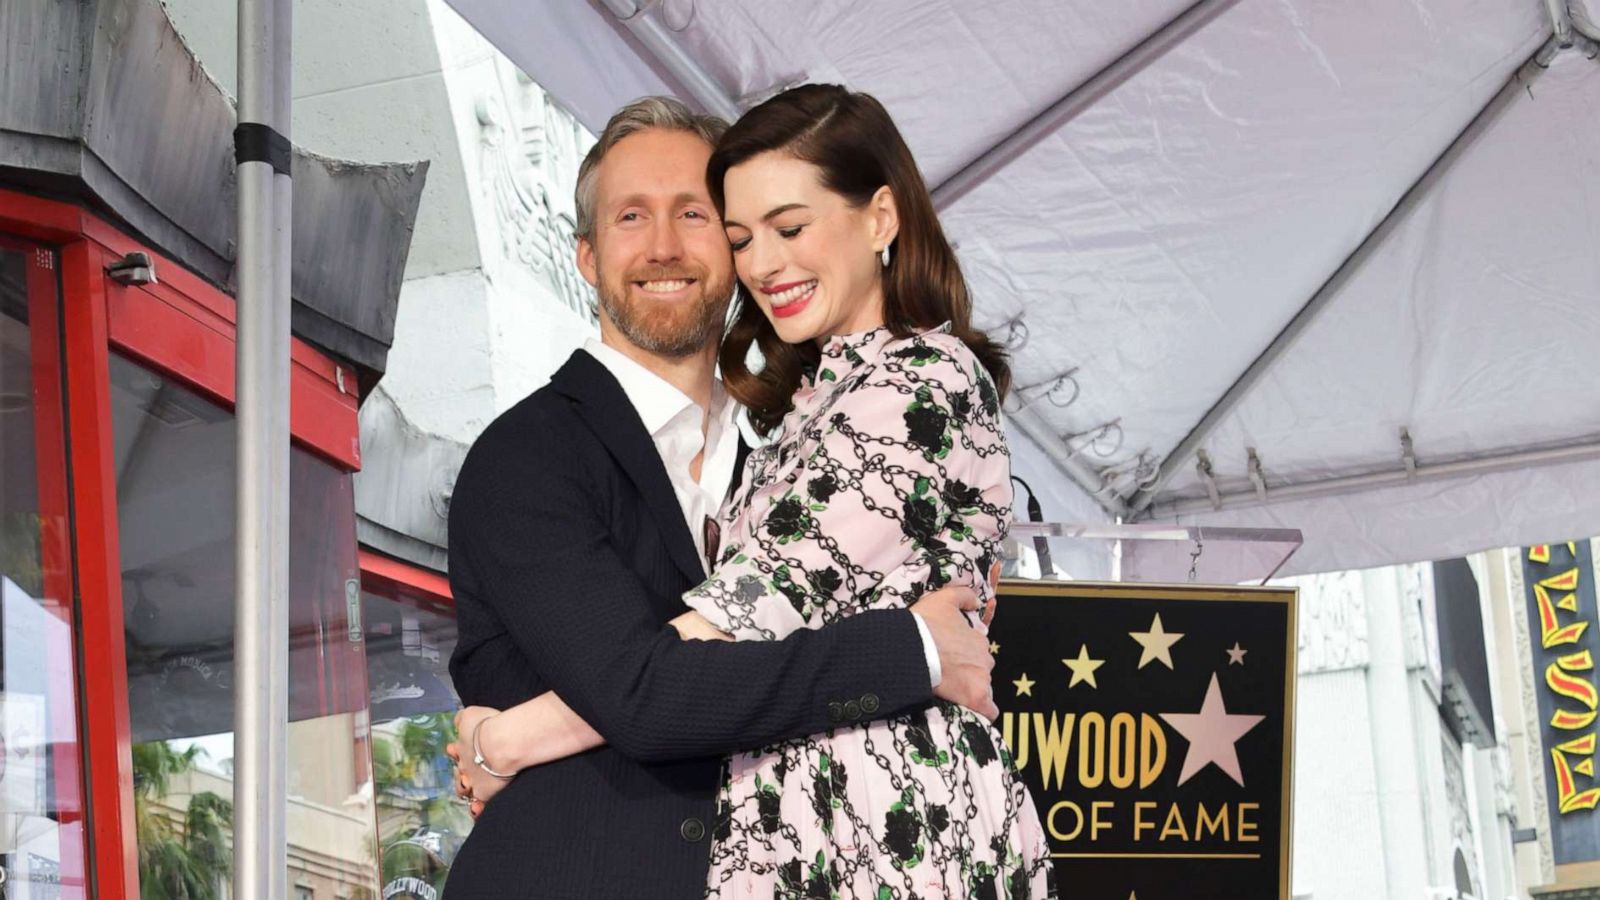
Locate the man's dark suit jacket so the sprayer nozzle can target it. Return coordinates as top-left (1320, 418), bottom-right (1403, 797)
top-left (444, 349), bottom-right (935, 899)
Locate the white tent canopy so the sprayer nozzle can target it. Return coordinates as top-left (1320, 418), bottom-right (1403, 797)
top-left (444, 0), bottom-right (1600, 576)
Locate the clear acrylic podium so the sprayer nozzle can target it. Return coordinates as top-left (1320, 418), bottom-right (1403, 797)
top-left (1002, 522), bottom-right (1304, 585)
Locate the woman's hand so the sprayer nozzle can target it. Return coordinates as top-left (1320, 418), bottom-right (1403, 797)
top-left (443, 692), bottom-right (609, 809)
top-left (669, 610), bottom-right (733, 641)
top-left (447, 705), bottom-right (512, 817)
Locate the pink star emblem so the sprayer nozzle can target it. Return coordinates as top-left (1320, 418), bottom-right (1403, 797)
top-left (1159, 673), bottom-right (1265, 787)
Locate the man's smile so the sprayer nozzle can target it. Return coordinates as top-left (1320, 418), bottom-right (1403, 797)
top-left (635, 278), bottom-right (698, 295)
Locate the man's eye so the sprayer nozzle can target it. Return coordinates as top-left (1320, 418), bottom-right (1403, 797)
top-left (620, 212), bottom-right (640, 222)
top-left (729, 237), bottom-right (751, 252)
top-left (778, 225), bottom-right (804, 239)
top-left (683, 210), bottom-right (706, 219)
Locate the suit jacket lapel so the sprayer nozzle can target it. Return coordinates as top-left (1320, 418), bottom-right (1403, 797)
top-left (552, 351), bottom-right (706, 584)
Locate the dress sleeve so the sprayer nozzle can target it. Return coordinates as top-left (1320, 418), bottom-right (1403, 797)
top-left (684, 334), bottom-right (1013, 641)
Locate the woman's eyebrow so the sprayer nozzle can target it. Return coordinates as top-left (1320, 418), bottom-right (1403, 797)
top-left (723, 203), bottom-right (810, 230)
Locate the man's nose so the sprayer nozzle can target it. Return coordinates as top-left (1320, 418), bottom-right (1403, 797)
top-left (646, 217), bottom-right (686, 264)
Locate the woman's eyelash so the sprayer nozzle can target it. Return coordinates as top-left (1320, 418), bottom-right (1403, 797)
top-left (728, 224), bottom-right (803, 250)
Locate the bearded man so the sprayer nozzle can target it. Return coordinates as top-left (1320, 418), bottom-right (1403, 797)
top-left (442, 97), bottom-right (995, 898)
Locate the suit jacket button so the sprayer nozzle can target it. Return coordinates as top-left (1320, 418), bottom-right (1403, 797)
top-left (860, 693), bottom-right (880, 715)
top-left (827, 702), bottom-right (843, 723)
top-left (680, 817), bottom-right (705, 842)
top-left (842, 700), bottom-right (861, 721)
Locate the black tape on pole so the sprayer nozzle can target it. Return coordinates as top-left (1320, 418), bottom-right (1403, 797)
top-left (234, 123), bottom-right (292, 176)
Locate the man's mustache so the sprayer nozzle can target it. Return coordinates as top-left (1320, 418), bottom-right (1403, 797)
top-left (621, 265), bottom-right (708, 283)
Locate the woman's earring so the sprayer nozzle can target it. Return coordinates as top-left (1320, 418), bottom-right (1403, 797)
top-left (880, 243), bottom-right (892, 268)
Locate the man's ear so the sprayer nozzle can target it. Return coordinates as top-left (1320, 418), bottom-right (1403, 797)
top-left (577, 235), bottom-right (599, 288)
top-left (869, 185), bottom-right (900, 251)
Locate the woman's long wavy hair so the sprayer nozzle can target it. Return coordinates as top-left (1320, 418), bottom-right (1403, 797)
top-left (707, 84), bottom-right (1010, 436)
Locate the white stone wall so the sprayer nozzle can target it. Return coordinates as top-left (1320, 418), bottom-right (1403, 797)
top-left (1465, 551), bottom-right (1526, 900)
top-left (165, 0), bottom-right (483, 278)
top-left (1290, 666), bottom-right (1390, 899)
top-left (163, 0), bottom-right (600, 566)
top-left (1284, 563), bottom-right (1527, 900)
top-left (356, 1), bottom-right (597, 566)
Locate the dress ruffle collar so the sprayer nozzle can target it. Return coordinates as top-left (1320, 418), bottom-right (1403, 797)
top-left (811, 321), bottom-right (954, 383)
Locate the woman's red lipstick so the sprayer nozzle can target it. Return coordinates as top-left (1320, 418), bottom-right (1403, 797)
top-left (763, 280), bottom-right (815, 319)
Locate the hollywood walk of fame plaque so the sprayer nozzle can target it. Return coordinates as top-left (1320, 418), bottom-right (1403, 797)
top-left (990, 579), bottom-right (1297, 899)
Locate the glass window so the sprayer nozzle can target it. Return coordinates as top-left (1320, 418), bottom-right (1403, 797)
top-left (362, 576), bottom-right (470, 899)
top-left (109, 353), bottom-right (378, 898)
top-left (0, 242), bottom-right (88, 897)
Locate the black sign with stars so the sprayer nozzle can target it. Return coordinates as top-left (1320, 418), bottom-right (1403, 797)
top-left (989, 580), bottom-right (1297, 900)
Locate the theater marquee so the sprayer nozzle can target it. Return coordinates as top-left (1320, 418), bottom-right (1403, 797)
top-left (990, 580), bottom-right (1297, 899)
top-left (1522, 541), bottom-right (1600, 867)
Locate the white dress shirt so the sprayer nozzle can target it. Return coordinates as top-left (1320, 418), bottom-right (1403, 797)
top-left (583, 339), bottom-right (740, 566)
top-left (580, 340), bottom-right (943, 686)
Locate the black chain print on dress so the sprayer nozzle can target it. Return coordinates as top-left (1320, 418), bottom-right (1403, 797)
top-left (685, 325), bottom-right (1056, 899)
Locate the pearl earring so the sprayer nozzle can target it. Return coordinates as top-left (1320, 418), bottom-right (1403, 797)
top-left (880, 243), bottom-right (892, 267)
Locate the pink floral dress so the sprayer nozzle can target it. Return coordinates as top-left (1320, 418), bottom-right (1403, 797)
top-left (685, 325), bottom-right (1055, 899)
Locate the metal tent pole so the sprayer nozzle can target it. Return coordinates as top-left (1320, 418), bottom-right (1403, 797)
top-left (1007, 404), bottom-right (1130, 518)
top-left (1146, 436), bottom-right (1600, 518)
top-left (929, 0), bottom-right (1245, 211)
top-left (1124, 34), bottom-right (1565, 517)
top-left (596, 0), bottom-right (740, 120)
top-left (233, 0), bottom-right (292, 896)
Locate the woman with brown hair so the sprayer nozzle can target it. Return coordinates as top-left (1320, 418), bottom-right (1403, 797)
top-left (455, 84), bottom-right (1053, 898)
top-left (687, 82), bottom-right (1051, 898)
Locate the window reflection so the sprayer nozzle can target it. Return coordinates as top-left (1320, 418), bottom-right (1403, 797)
top-left (362, 582), bottom-right (471, 898)
top-left (109, 354), bottom-right (378, 898)
top-left (1, 244), bottom-right (86, 898)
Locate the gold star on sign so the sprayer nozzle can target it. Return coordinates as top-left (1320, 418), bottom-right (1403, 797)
top-left (990, 641), bottom-right (1000, 656)
top-left (1130, 613), bottom-right (1184, 670)
top-left (1062, 644), bottom-right (1105, 689)
top-left (1012, 673), bottom-right (1036, 697)
top-left (1227, 642), bottom-right (1247, 666)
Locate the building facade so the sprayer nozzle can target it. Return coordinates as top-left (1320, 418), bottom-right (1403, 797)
top-left (1282, 543), bottom-right (1600, 900)
top-left (0, 0), bottom-right (426, 896)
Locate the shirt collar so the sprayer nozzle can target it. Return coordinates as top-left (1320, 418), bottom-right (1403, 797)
top-left (582, 336), bottom-right (694, 435)
top-left (583, 338), bottom-right (732, 437)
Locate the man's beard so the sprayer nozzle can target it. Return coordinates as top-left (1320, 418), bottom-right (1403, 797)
top-left (595, 259), bottom-right (733, 358)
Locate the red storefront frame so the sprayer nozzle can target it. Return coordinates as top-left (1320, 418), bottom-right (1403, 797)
top-left (0, 187), bottom-right (364, 897)
top-left (1, 232), bottom-right (90, 895)
top-left (359, 549), bottom-right (452, 610)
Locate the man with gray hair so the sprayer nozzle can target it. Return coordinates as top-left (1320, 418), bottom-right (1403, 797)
top-left (444, 97), bottom-right (996, 898)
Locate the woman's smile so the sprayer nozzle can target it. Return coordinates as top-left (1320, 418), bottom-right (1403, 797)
top-left (762, 279), bottom-right (817, 318)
